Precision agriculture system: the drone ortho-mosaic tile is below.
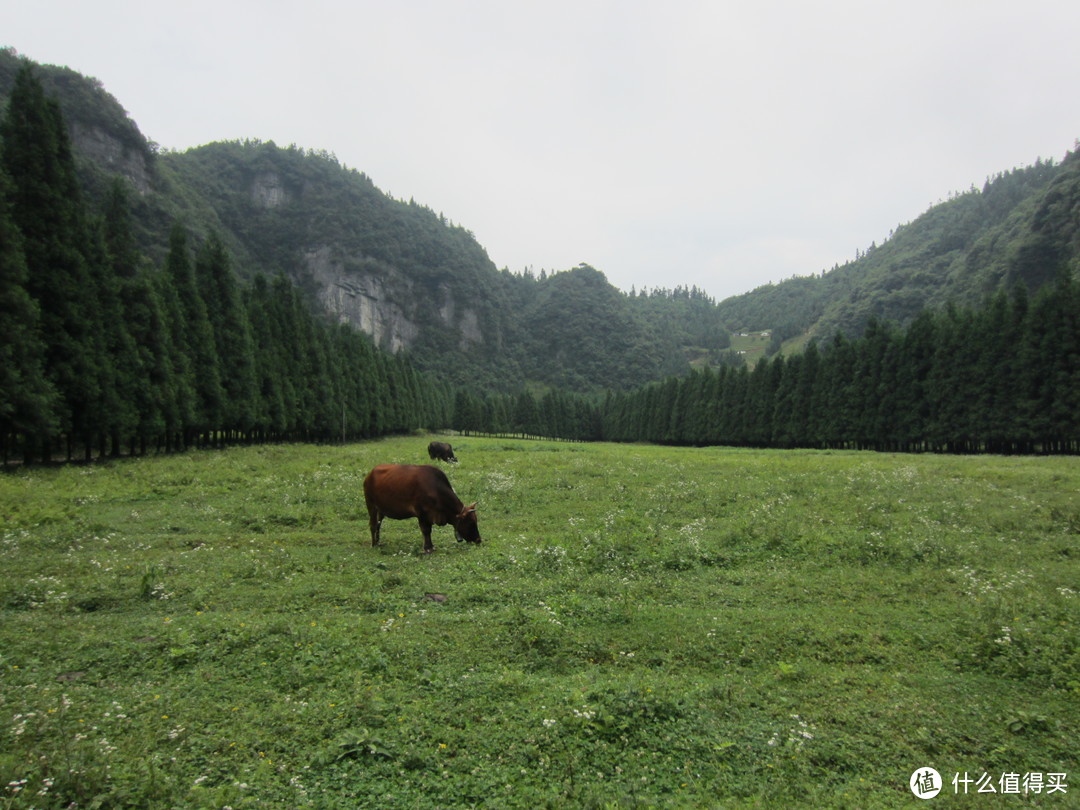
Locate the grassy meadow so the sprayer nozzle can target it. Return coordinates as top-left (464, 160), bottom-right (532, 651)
top-left (1, 437), bottom-right (1077, 808)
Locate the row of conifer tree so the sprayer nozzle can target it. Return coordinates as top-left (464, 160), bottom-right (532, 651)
top-left (1, 65), bottom-right (449, 463)
top-left (453, 274), bottom-right (1080, 454)
top-left (3, 62), bottom-right (1079, 461)
top-left (599, 277), bottom-right (1080, 453)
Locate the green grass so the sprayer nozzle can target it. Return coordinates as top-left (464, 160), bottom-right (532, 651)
top-left (1, 438), bottom-right (1077, 808)
top-left (728, 332), bottom-right (771, 366)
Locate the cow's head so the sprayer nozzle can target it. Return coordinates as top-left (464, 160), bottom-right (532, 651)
top-left (453, 503), bottom-right (481, 544)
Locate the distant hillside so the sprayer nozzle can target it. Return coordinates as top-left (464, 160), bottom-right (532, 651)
top-left (3, 47), bottom-right (1077, 387)
top-left (715, 153), bottom-right (1079, 348)
top-left (1, 49), bottom-right (735, 392)
top-left (158, 141), bottom-right (724, 391)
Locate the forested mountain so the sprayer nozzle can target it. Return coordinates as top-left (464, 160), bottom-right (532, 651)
top-left (2, 48), bottom-right (1079, 457)
top-left (0, 49), bottom-right (726, 393)
top-left (715, 153), bottom-right (1080, 347)
top-left (603, 275), bottom-right (1080, 453)
top-left (163, 141), bottom-right (731, 390)
top-left (3, 48), bottom-right (1077, 389)
top-left (0, 60), bottom-right (448, 463)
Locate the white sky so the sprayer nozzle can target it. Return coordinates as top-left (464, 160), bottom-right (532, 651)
top-left (7, 0), bottom-right (1080, 300)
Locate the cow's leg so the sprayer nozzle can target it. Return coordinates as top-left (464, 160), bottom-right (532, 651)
top-left (369, 511), bottom-right (382, 546)
top-left (418, 518), bottom-right (435, 553)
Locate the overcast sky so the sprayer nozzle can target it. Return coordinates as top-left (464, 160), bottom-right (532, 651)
top-left (8, 0), bottom-right (1080, 300)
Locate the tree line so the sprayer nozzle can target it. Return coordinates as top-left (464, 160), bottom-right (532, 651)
top-left (4, 61), bottom-right (1078, 461)
top-left (452, 275), bottom-right (1080, 454)
top-left (1, 64), bottom-right (447, 464)
top-left (599, 277), bottom-right (1080, 453)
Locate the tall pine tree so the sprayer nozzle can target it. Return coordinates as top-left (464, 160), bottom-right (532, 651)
top-left (104, 180), bottom-right (174, 453)
top-left (164, 222), bottom-right (223, 446)
top-left (0, 157), bottom-right (56, 460)
top-left (195, 232), bottom-right (257, 443)
top-left (0, 62), bottom-right (106, 460)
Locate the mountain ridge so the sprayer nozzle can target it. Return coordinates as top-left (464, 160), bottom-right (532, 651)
top-left (2, 47), bottom-right (1076, 388)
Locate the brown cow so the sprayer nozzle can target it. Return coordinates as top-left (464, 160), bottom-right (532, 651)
top-left (363, 464), bottom-right (480, 553)
top-left (427, 441), bottom-right (458, 463)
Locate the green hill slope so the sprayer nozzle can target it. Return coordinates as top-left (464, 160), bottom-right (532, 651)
top-left (1, 49), bottom-right (711, 392)
top-left (3, 46), bottom-right (1076, 387)
top-left (716, 154), bottom-right (1078, 347)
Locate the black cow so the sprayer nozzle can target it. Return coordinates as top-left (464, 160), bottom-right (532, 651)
top-left (427, 441), bottom-right (458, 463)
top-left (363, 464), bottom-right (480, 553)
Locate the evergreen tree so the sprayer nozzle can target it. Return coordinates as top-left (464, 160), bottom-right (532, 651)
top-left (154, 248), bottom-right (196, 450)
top-left (453, 389), bottom-right (482, 435)
top-left (266, 275), bottom-right (305, 437)
top-left (972, 290), bottom-right (1017, 453)
top-left (769, 354), bottom-right (799, 447)
top-left (246, 275), bottom-right (287, 440)
top-left (1028, 270), bottom-right (1080, 452)
top-left (91, 182), bottom-right (142, 455)
top-left (0, 159), bottom-right (56, 459)
top-left (712, 365), bottom-right (743, 445)
top-left (791, 341), bottom-right (821, 446)
top-left (540, 390), bottom-right (569, 439)
top-left (513, 390), bottom-right (540, 437)
top-left (926, 305), bottom-right (977, 452)
top-left (122, 259), bottom-right (175, 453)
top-left (745, 357), bottom-right (781, 446)
top-left (342, 326), bottom-right (377, 439)
top-left (1006, 284), bottom-right (1037, 453)
top-left (164, 222), bottom-right (223, 446)
top-left (1, 62), bottom-right (104, 459)
top-left (195, 232), bottom-right (258, 442)
top-left (311, 324), bottom-right (342, 438)
top-left (850, 318), bottom-right (894, 451)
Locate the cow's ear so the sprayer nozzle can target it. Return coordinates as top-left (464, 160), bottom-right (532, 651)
top-left (466, 502), bottom-right (478, 514)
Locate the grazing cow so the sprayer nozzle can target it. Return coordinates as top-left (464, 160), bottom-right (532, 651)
top-left (363, 464), bottom-right (480, 553)
top-left (427, 441), bottom-right (458, 463)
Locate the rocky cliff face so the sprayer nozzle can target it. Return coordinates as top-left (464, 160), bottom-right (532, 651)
top-left (441, 294), bottom-right (483, 348)
top-left (251, 171), bottom-right (287, 208)
top-left (300, 244), bottom-right (484, 353)
top-left (2, 52), bottom-right (514, 387)
top-left (303, 246), bottom-right (419, 352)
top-left (70, 122), bottom-right (153, 195)
top-left (242, 165), bottom-right (486, 355)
